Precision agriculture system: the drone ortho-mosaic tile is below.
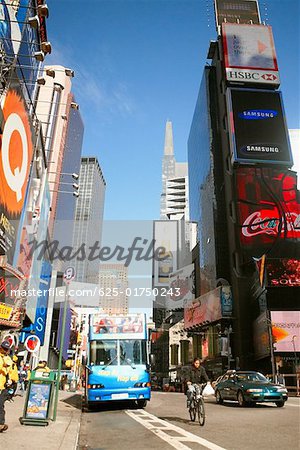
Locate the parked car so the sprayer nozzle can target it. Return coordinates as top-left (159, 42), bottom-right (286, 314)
top-left (215, 371), bottom-right (288, 407)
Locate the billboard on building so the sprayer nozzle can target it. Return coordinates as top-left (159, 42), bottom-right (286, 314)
top-left (0, 261), bottom-right (25, 328)
top-left (90, 314), bottom-right (146, 340)
top-left (166, 263), bottom-right (195, 311)
top-left (236, 168), bottom-right (300, 258)
top-left (20, 260), bottom-right (52, 345)
top-left (214, 0), bottom-right (260, 28)
top-left (0, 76), bottom-right (34, 265)
top-left (227, 89), bottom-right (293, 165)
top-left (184, 287), bottom-right (222, 328)
top-left (153, 221), bottom-right (178, 287)
top-left (266, 259), bottom-right (300, 287)
top-left (253, 312), bottom-right (270, 360)
top-left (222, 24), bottom-right (279, 86)
top-left (271, 311), bottom-right (300, 352)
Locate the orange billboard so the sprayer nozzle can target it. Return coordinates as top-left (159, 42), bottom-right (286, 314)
top-left (0, 77), bottom-right (34, 264)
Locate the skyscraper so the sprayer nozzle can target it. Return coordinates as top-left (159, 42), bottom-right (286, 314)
top-left (98, 264), bottom-right (128, 315)
top-left (35, 65), bottom-right (74, 236)
top-left (52, 93), bottom-right (84, 253)
top-left (73, 157), bottom-right (106, 282)
top-left (160, 121), bottom-right (188, 220)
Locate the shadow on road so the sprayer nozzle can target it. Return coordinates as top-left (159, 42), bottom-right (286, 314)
top-left (61, 394), bottom-right (82, 410)
top-left (218, 401), bottom-right (276, 409)
top-left (159, 416), bottom-right (193, 425)
top-left (84, 400), bottom-right (143, 413)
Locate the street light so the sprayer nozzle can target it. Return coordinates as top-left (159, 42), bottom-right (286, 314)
top-left (292, 335), bottom-right (298, 371)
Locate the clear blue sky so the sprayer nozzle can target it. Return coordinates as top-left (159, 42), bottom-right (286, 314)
top-left (47, 0), bottom-right (300, 220)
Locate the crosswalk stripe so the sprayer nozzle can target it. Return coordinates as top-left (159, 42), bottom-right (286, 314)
top-left (126, 409), bottom-right (228, 450)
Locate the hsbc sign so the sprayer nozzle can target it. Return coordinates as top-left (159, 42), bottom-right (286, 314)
top-left (226, 68), bottom-right (280, 86)
top-left (222, 23), bottom-right (280, 87)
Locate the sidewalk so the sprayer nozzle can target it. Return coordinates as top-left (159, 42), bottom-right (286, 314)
top-left (0, 391), bottom-right (82, 450)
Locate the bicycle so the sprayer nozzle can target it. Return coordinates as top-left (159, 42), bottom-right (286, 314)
top-left (187, 383), bottom-right (206, 426)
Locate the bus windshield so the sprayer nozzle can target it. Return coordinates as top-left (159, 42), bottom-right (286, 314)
top-left (89, 340), bottom-right (147, 366)
top-left (90, 340), bottom-right (118, 366)
top-left (119, 340), bottom-right (147, 365)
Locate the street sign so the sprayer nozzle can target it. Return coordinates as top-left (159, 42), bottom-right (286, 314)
top-left (24, 335), bottom-right (41, 353)
top-left (63, 266), bottom-right (75, 282)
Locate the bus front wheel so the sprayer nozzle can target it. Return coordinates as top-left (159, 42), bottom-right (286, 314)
top-left (136, 399), bottom-right (147, 408)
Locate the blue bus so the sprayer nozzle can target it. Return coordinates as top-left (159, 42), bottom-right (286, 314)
top-left (83, 314), bottom-right (151, 409)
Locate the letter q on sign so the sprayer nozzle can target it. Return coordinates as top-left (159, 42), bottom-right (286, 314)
top-left (0, 89), bottom-right (33, 215)
top-left (2, 113), bottom-right (28, 203)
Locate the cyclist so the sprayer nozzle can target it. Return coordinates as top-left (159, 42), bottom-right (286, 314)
top-left (185, 357), bottom-right (209, 408)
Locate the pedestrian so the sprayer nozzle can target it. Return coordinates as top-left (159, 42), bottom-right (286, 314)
top-left (25, 365), bottom-right (31, 390)
top-left (0, 340), bottom-right (14, 432)
top-left (33, 360), bottom-right (50, 373)
top-left (18, 362), bottom-right (27, 394)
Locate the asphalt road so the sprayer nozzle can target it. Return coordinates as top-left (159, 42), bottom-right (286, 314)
top-left (78, 392), bottom-right (300, 450)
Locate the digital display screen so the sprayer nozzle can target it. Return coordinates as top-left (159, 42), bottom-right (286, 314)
top-left (215, 0), bottom-right (260, 27)
top-left (228, 89), bottom-right (293, 165)
top-left (266, 259), bottom-right (300, 287)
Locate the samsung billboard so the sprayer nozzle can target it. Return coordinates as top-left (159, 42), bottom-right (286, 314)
top-left (227, 89), bottom-right (293, 166)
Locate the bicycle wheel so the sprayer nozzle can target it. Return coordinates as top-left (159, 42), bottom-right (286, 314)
top-left (197, 397), bottom-right (205, 426)
top-left (189, 403), bottom-right (196, 422)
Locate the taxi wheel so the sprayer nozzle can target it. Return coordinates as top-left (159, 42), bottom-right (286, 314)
top-left (275, 401), bottom-right (285, 408)
top-left (215, 390), bottom-right (223, 405)
top-left (237, 390), bottom-right (246, 407)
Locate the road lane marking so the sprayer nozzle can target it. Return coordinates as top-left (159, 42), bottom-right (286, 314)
top-left (287, 404), bottom-right (300, 407)
top-left (126, 409), bottom-right (227, 450)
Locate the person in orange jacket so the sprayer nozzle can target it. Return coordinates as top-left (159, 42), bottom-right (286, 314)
top-left (0, 340), bottom-right (14, 432)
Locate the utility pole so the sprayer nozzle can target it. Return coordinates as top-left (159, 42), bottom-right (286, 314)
top-left (52, 282), bottom-right (69, 421)
top-left (52, 266), bottom-right (75, 421)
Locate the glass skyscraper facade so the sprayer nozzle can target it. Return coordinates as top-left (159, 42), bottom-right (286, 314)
top-left (73, 157), bottom-right (106, 282)
top-left (188, 67), bottom-right (230, 295)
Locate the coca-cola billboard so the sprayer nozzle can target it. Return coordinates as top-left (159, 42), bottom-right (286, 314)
top-left (236, 168), bottom-right (300, 258)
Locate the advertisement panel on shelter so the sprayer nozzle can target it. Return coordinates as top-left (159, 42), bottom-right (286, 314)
top-left (227, 89), bottom-right (293, 165)
top-left (271, 311), bottom-right (300, 352)
top-left (153, 221), bottom-right (178, 286)
top-left (184, 287), bottom-right (223, 329)
top-left (25, 383), bottom-right (52, 420)
top-left (166, 263), bottom-right (195, 311)
top-left (266, 259), bottom-right (300, 287)
top-left (214, 0), bottom-right (260, 28)
top-left (236, 168), bottom-right (300, 258)
top-left (0, 75), bottom-right (34, 265)
top-left (90, 314), bottom-right (146, 340)
top-left (222, 23), bottom-right (279, 86)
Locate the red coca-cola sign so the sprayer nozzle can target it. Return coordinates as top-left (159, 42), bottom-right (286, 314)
top-left (236, 168), bottom-right (300, 257)
top-left (242, 210), bottom-right (300, 238)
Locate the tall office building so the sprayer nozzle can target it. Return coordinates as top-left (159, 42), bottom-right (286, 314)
top-left (98, 264), bottom-right (128, 315)
top-left (160, 122), bottom-right (189, 220)
top-left (35, 65), bottom-right (74, 236)
top-left (52, 93), bottom-right (84, 255)
top-left (73, 157), bottom-right (106, 282)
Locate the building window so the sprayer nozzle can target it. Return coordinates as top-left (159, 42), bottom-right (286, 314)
top-left (170, 344), bottom-right (179, 366)
top-left (180, 340), bottom-right (190, 365)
